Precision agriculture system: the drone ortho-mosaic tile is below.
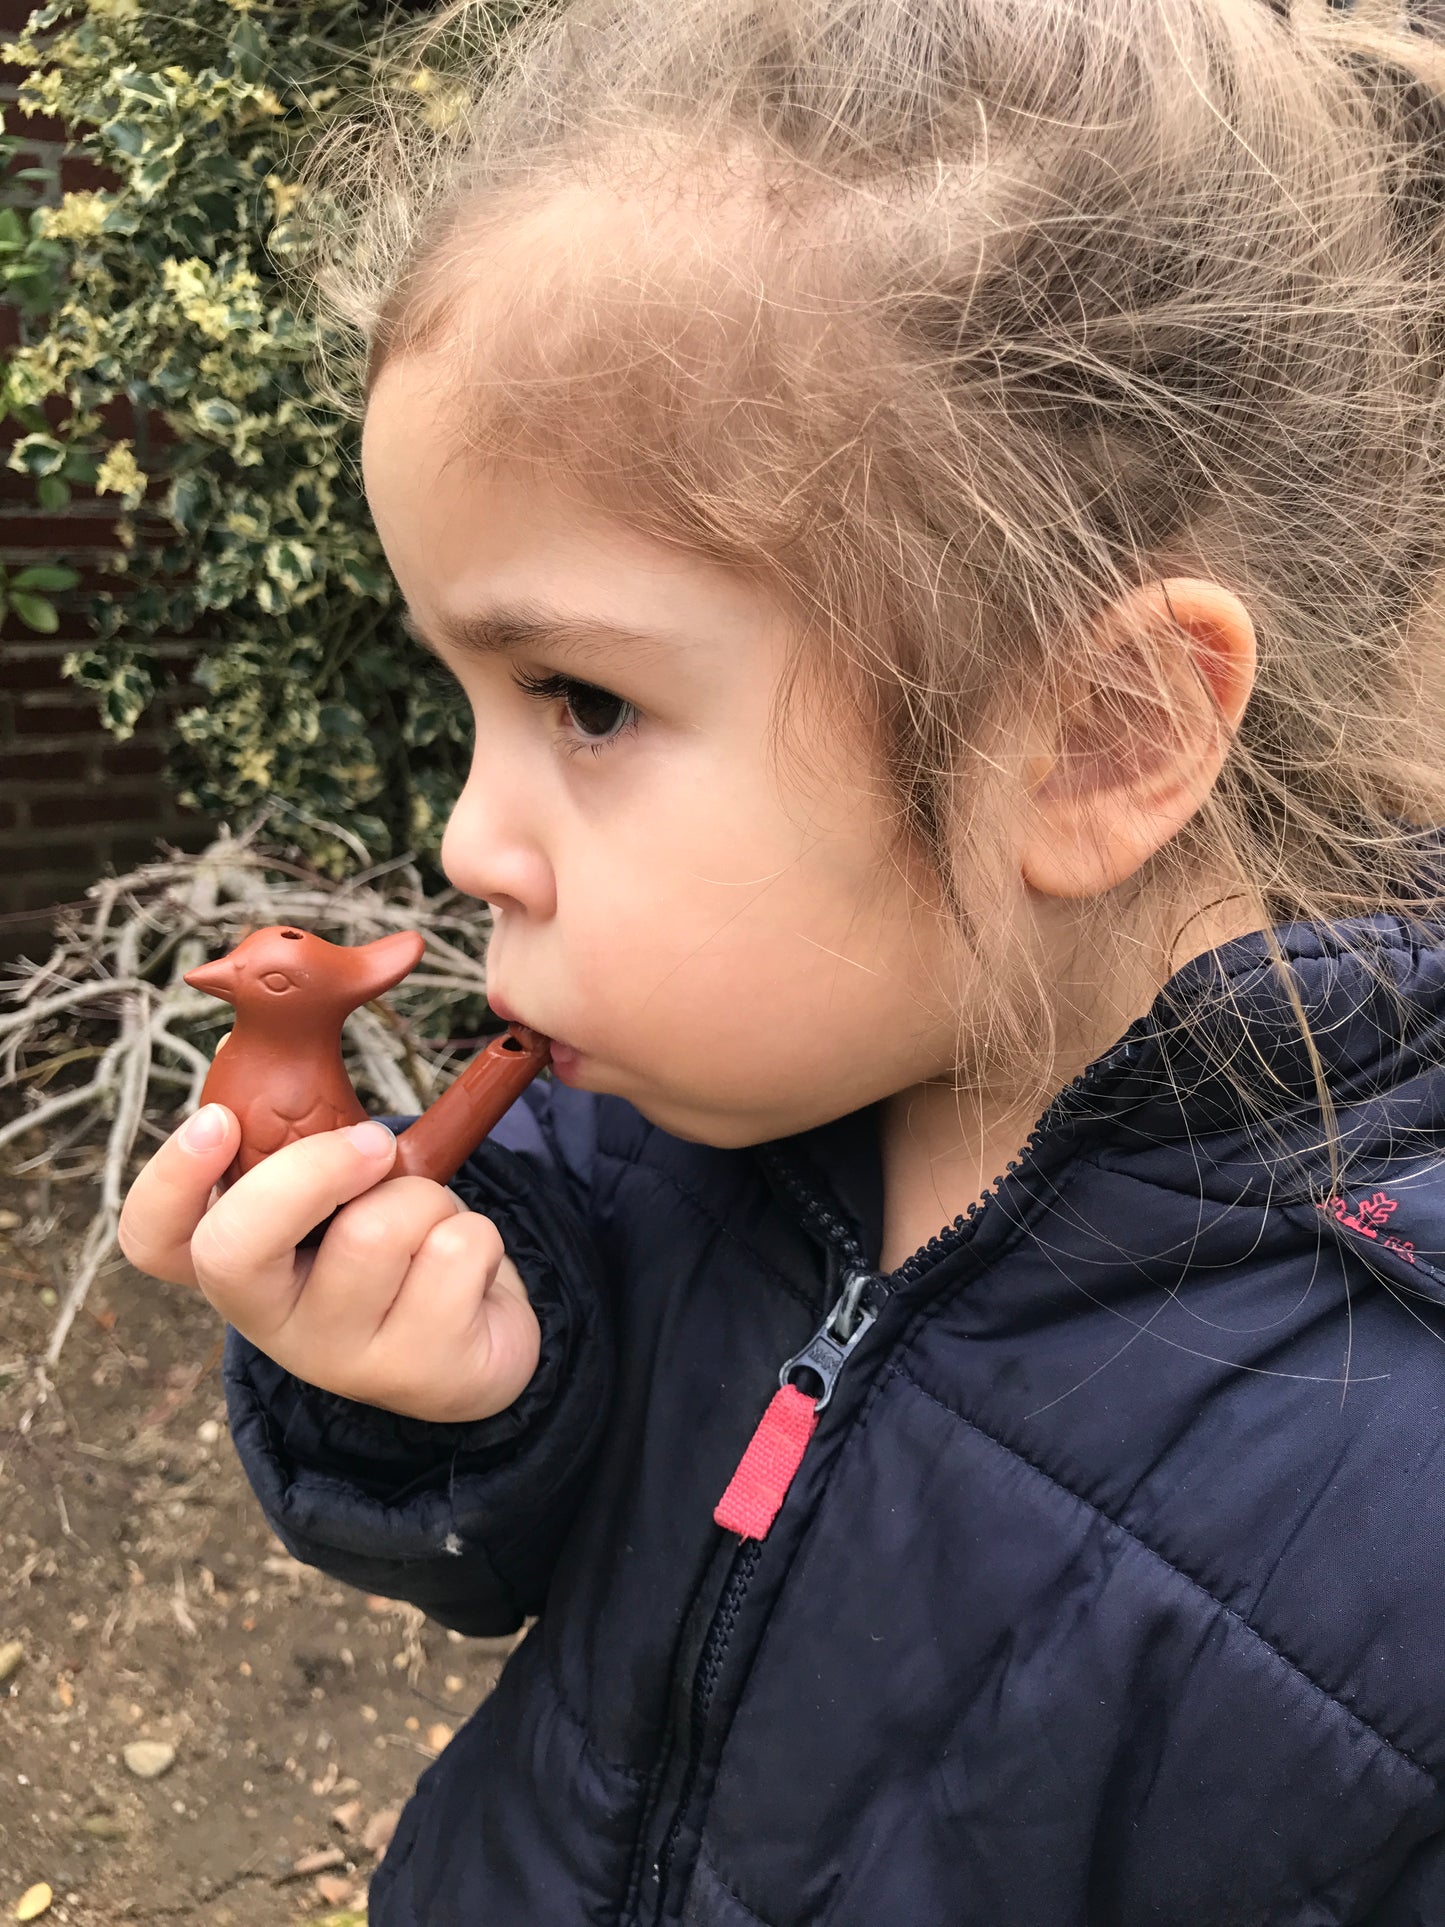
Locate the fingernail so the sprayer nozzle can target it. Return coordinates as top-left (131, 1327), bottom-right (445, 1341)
top-left (344, 1120), bottom-right (396, 1159)
top-left (182, 1104), bottom-right (227, 1152)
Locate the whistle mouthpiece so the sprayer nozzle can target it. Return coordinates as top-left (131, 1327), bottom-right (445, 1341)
top-left (390, 1024), bottom-right (552, 1186)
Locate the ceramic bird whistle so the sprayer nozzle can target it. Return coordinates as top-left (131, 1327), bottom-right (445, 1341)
top-left (183, 925), bottom-right (551, 1190)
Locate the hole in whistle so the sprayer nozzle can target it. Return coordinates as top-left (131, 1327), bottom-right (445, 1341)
top-left (498, 1022), bottom-right (551, 1055)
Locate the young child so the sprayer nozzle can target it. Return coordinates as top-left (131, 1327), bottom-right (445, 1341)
top-left (120, 0), bottom-right (1445, 1919)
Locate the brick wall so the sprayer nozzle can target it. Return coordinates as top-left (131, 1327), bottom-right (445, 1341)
top-left (0, 0), bottom-right (208, 960)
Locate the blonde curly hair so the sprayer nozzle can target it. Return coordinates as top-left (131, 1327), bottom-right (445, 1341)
top-left (292, 0), bottom-right (1445, 1176)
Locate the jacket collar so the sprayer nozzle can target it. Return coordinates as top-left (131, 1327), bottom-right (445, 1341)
top-left (767, 911), bottom-right (1445, 1261)
top-left (1121, 913), bottom-right (1445, 1155)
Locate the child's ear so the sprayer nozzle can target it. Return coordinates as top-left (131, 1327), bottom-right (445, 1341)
top-left (1019, 577), bottom-right (1257, 900)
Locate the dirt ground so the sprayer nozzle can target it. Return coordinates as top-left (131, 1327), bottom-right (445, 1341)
top-left (0, 1175), bottom-right (518, 1926)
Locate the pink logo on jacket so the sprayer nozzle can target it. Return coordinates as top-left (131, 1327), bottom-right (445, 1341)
top-left (1317, 1190), bottom-right (1416, 1263)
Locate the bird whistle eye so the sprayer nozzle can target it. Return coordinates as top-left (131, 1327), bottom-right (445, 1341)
top-left (261, 971), bottom-right (294, 992)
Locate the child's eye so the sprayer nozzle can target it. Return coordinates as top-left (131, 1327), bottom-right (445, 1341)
top-left (511, 668), bottom-right (638, 753)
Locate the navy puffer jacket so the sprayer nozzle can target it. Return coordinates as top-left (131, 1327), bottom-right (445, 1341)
top-left (225, 916), bottom-right (1445, 1926)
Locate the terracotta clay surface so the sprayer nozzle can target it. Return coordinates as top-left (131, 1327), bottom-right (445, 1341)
top-left (184, 925), bottom-right (550, 1186)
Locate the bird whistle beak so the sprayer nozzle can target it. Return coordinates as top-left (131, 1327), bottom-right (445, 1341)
top-left (184, 957), bottom-right (238, 1004)
top-left (353, 930), bottom-right (427, 1002)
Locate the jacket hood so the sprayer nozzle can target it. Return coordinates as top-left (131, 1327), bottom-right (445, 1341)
top-left (1112, 912), bottom-right (1445, 1189)
top-left (774, 911), bottom-right (1445, 1269)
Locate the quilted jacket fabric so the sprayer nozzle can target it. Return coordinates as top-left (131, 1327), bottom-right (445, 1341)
top-left (225, 915), bottom-right (1445, 1925)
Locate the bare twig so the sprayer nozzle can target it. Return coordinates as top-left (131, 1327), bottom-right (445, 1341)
top-left (0, 978), bottom-right (157, 1036)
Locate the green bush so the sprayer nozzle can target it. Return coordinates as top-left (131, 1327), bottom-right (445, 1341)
top-left (0, 0), bottom-right (477, 873)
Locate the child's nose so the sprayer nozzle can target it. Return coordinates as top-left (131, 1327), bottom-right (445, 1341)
top-left (440, 775), bottom-right (556, 917)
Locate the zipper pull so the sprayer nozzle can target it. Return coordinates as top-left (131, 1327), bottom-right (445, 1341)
top-left (714, 1265), bottom-right (882, 1541)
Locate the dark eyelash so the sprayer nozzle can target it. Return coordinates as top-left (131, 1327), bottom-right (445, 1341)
top-left (512, 670), bottom-right (580, 701)
top-left (510, 668), bottom-right (638, 752)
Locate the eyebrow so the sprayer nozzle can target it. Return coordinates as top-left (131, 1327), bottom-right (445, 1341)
top-left (399, 597), bottom-right (682, 668)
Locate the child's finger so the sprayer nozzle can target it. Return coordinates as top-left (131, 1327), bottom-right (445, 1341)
top-left (187, 1121), bottom-right (398, 1332)
top-left (379, 1204), bottom-right (507, 1338)
top-left (118, 1104), bottom-right (241, 1286)
top-left (370, 1216), bottom-right (541, 1423)
top-left (293, 1175), bottom-right (466, 1338)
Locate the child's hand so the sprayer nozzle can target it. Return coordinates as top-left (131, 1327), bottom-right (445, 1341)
top-left (117, 1105), bottom-right (541, 1424)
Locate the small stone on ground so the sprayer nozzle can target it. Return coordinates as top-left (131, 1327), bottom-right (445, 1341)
top-left (122, 1739), bottom-right (176, 1780)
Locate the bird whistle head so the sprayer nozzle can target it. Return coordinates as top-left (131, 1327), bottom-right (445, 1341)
top-left (184, 926), bottom-right (426, 1014)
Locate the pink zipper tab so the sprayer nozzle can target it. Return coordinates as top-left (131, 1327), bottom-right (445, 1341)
top-left (714, 1266), bottom-right (884, 1542)
top-left (713, 1385), bottom-right (819, 1540)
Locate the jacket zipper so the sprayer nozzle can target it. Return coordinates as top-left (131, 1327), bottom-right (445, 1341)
top-left (887, 1032), bottom-right (1143, 1290)
top-left (637, 1031), bottom-right (1144, 1920)
top-left (648, 1538), bottom-right (761, 1904)
top-left (645, 1247), bottom-right (876, 1912)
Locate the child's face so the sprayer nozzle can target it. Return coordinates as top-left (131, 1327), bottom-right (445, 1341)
top-left (362, 351), bottom-right (972, 1147)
